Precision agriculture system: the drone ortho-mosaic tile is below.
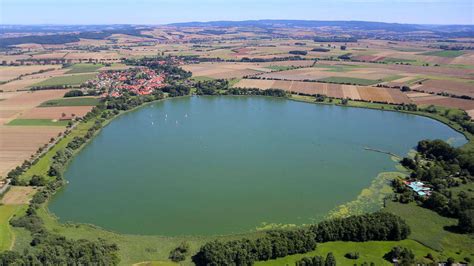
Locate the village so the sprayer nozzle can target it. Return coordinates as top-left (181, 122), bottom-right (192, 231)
top-left (85, 67), bottom-right (166, 97)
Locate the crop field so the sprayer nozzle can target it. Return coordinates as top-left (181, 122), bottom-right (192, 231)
top-left (0, 90), bottom-right (70, 124)
top-left (0, 125), bottom-right (65, 178)
top-left (259, 64), bottom-right (403, 83)
top-left (234, 79), bottom-right (411, 103)
top-left (182, 62), bottom-right (270, 79)
top-left (318, 76), bottom-right (379, 85)
top-left (39, 97), bottom-right (100, 107)
top-left (0, 89), bottom-right (74, 177)
top-left (7, 119), bottom-right (70, 126)
top-left (31, 73), bottom-right (96, 87)
top-left (421, 50), bottom-right (465, 58)
top-left (0, 65), bottom-right (60, 82)
top-left (414, 79), bottom-right (474, 98)
top-left (65, 63), bottom-right (104, 74)
top-left (411, 96), bottom-right (474, 111)
top-left (19, 106), bottom-right (93, 120)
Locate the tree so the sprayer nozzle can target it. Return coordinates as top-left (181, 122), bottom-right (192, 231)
top-left (64, 90), bottom-right (84, 97)
top-left (401, 86), bottom-right (411, 92)
top-left (169, 242), bottom-right (190, 262)
top-left (384, 247), bottom-right (414, 265)
top-left (325, 252), bottom-right (336, 266)
top-left (29, 175), bottom-right (47, 186)
top-left (340, 45), bottom-right (347, 50)
top-left (458, 209), bottom-right (474, 233)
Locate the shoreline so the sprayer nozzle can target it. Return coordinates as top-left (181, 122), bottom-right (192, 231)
top-left (42, 94), bottom-right (468, 236)
top-left (7, 93), bottom-right (474, 264)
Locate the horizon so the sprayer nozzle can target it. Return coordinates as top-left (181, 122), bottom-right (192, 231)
top-left (1, 0), bottom-right (473, 25)
top-left (2, 18), bottom-right (474, 27)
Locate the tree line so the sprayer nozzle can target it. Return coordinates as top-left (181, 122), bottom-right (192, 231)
top-left (193, 212), bottom-right (410, 265)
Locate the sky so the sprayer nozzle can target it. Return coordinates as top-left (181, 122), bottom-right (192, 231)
top-left (0, 0), bottom-right (473, 25)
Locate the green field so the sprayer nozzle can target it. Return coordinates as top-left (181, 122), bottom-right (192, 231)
top-left (265, 65), bottom-right (299, 71)
top-left (65, 63), bottom-right (104, 74)
top-left (31, 73), bottom-right (96, 87)
top-left (256, 240), bottom-right (436, 266)
top-left (318, 76), bottom-right (378, 85)
top-left (312, 64), bottom-right (361, 72)
top-left (19, 120), bottom-right (96, 182)
top-left (385, 202), bottom-right (474, 260)
top-left (0, 205), bottom-right (27, 251)
top-left (421, 50), bottom-right (465, 58)
top-left (7, 119), bottom-right (69, 126)
top-left (39, 97), bottom-right (100, 107)
top-left (382, 57), bottom-right (417, 63)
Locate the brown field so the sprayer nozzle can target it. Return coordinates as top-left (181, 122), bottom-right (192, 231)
top-left (1, 186), bottom-right (36, 205)
top-left (259, 60), bottom-right (315, 68)
top-left (342, 85), bottom-right (362, 100)
top-left (416, 79), bottom-right (474, 98)
top-left (259, 64), bottom-right (401, 81)
top-left (466, 109), bottom-right (474, 119)
top-left (234, 79), bottom-right (409, 103)
top-left (0, 68), bottom-right (68, 92)
top-left (19, 106), bottom-right (93, 120)
top-left (0, 65), bottom-right (61, 82)
top-left (183, 62), bottom-right (270, 79)
top-left (0, 90), bottom-right (69, 124)
top-left (233, 79), bottom-right (276, 89)
top-left (411, 96), bottom-right (474, 110)
top-left (0, 126), bottom-right (64, 177)
top-left (357, 86), bottom-right (394, 103)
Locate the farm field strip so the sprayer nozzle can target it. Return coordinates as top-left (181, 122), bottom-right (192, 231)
top-left (19, 106), bottom-right (93, 120)
top-left (0, 90), bottom-right (70, 124)
top-left (234, 79), bottom-right (409, 104)
top-left (0, 126), bottom-right (65, 177)
top-left (30, 73), bottom-right (97, 88)
top-left (7, 119), bottom-right (69, 126)
top-left (39, 97), bottom-right (100, 107)
top-left (0, 65), bottom-right (61, 82)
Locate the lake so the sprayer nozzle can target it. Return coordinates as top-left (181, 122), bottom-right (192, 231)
top-left (49, 96), bottom-right (466, 236)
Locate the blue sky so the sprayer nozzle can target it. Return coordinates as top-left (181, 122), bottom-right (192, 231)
top-left (0, 0), bottom-right (473, 25)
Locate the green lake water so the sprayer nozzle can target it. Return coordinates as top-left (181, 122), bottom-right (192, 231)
top-left (49, 96), bottom-right (466, 236)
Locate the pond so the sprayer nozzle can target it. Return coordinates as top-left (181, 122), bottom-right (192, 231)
top-left (49, 96), bottom-right (466, 236)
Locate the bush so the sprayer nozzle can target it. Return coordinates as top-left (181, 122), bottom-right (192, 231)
top-left (29, 175), bottom-right (47, 186)
top-left (64, 90), bottom-right (84, 97)
top-left (384, 247), bottom-right (415, 265)
top-left (345, 252), bottom-right (360, 259)
top-left (169, 242), bottom-right (190, 262)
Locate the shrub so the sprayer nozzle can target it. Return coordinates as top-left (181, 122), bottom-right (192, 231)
top-left (29, 175), bottom-right (47, 186)
top-left (345, 252), bottom-right (360, 259)
top-left (169, 242), bottom-right (190, 262)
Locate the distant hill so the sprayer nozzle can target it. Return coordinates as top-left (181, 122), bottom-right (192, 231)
top-left (168, 19), bottom-right (474, 33)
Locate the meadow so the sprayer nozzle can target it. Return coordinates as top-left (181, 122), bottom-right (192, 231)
top-left (7, 119), bottom-right (69, 126)
top-left (39, 97), bottom-right (100, 107)
top-left (65, 63), bottom-right (104, 74)
top-left (31, 73), bottom-right (96, 87)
